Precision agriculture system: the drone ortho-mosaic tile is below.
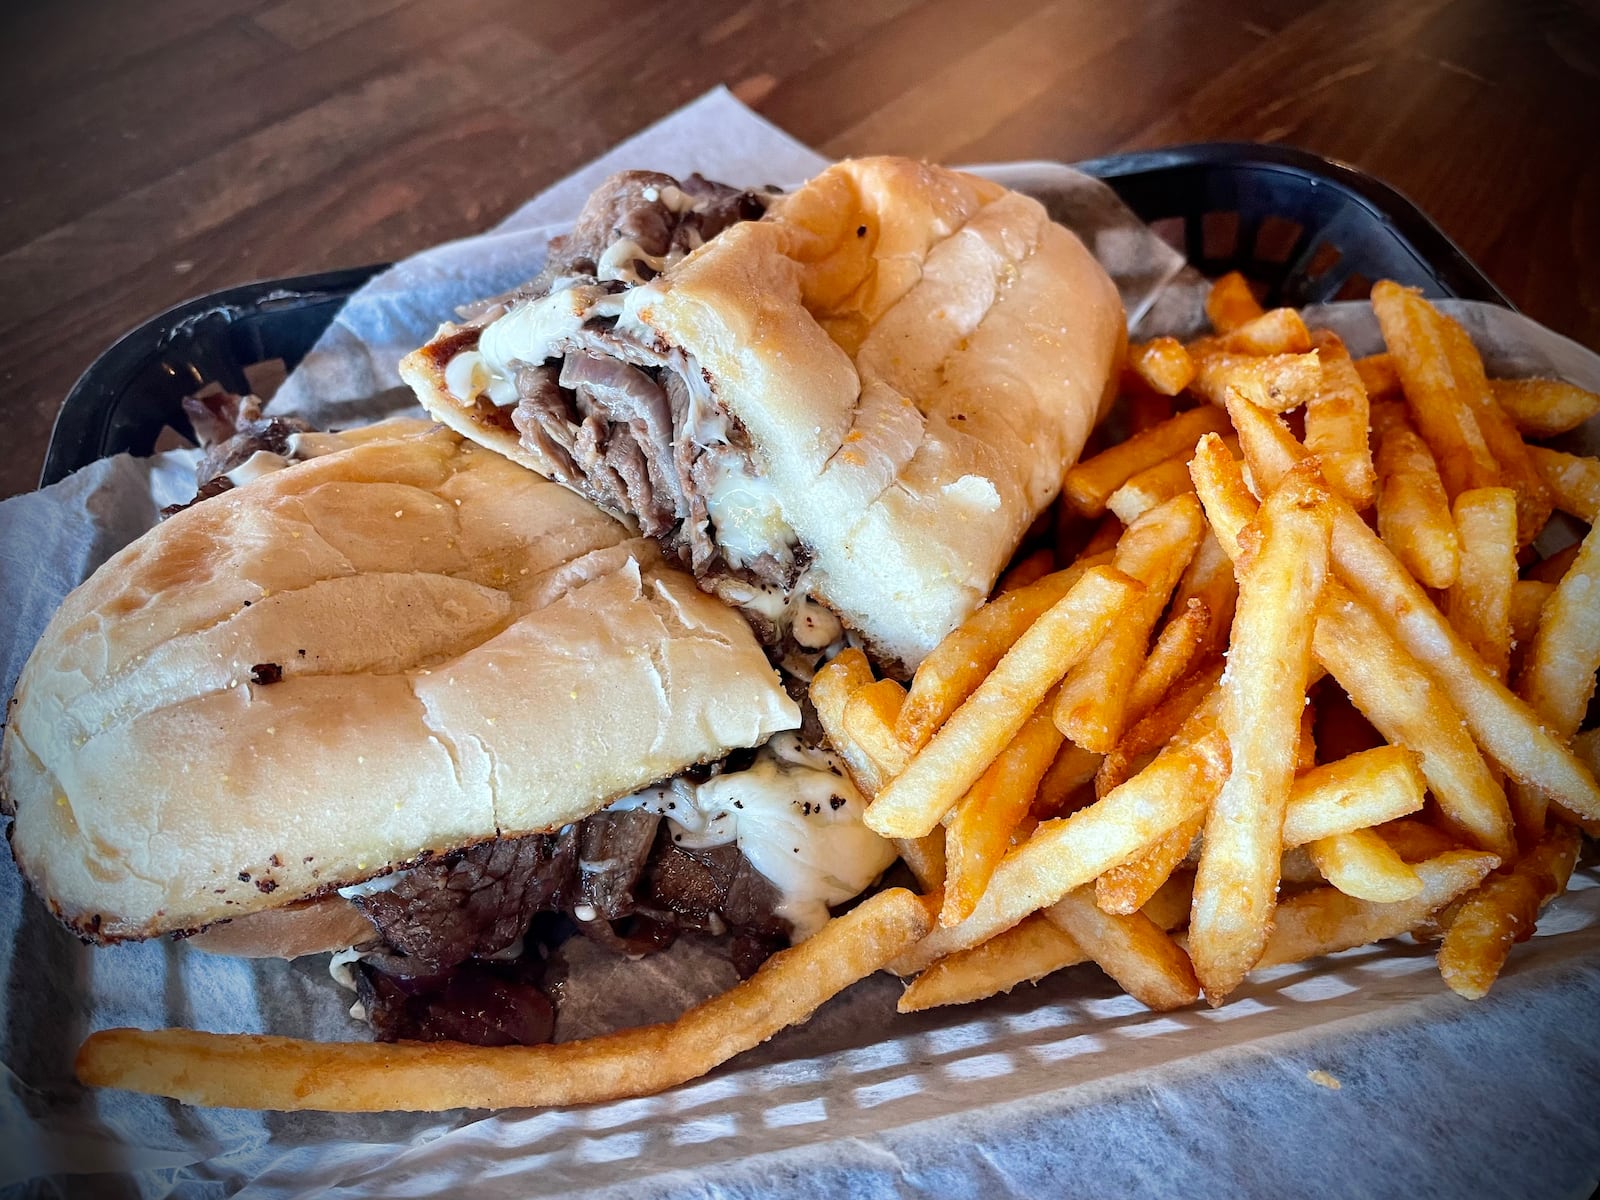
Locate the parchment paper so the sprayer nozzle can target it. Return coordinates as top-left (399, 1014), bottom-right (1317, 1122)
top-left (3, 88), bottom-right (1598, 1200)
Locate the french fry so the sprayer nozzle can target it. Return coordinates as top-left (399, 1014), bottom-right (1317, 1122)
top-left (76, 888), bottom-right (933, 1111)
top-left (1190, 350), bottom-right (1323, 412)
top-left (1252, 851), bottom-right (1500, 970)
top-left (1106, 456), bottom-right (1197, 524)
top-left (1375, 818), bottom-right (1465, 862)
top-left (942, 694), bottom-right (1065, 926)
top-left (1438, 317), bottom-right (1553, 547)
top-left (1095, 663), bottom-right (1223, 798)
top-left (843, 679), bottom-right (910, 778)
top-left (1095, 809), bottom-right (1203, 915)
top-left (1573, 727), bottom-right (1600, 781)
top-left (1297, 703), bottom-right (1318, 772)
top-left (1510, 579), bottom-right (1554, 649)
top-left (895, 830), bottom-right (947, 893)
top-left (810, 649), bottom-right (886, 794)
top-left (1215, 306), bottom-right (1312, 355)
top-left (1190, 464), bottom-right (1333, 1001)
top-left (1035, 742), bottom-right (1103, 815)
top-left (867, 566), bottom-right (1141, 839)
top-left (1307, 829), bottom-right (1424, 902)
top-left (1194, 432), bottom-right (1517, 856)
top-left (1447, 488), bottom-right (1519, 679)
top-left (997, 547), bottom-right (1055, 594)
top-left (1371, 281), bottom-right (1500, 499)
top-left (1056, 495), bottom-right (1205, 752)
top-left (1374, 416), bottom-right (1460, 589)
top-left (1224, 391), bottom-right (1600, 822)
top-left (1062, 406), bottom-right (1232, 518)
top-left (1353, 351), bottom-right (1401, 399)
top-left (1437, 823), bottom-right (1581, 999)
top-left (1169, 527), bottom-right (1238, 662)
top-left (1278, 745), bottom-right (1427, 846)
top-left (890, 729), bottom-right (1231, 976)
top-left (1525, 542), bottom-right (1580, 585)
top-left (1491, 377), bottom-right (1600, 438)
top-left (1206, 270), bottom-right (1265, 333)
top-left (1044, 888), bottom-right (1200, 1011)
top-left (1127, 337), bottom-right (1197, 395)
top-left (897, 914), bottom-right (1086, 1012)
top-left (1125, 598), bottom-right (1210, 722)
top-left (896, 555), bottom-right (1111, 752)
top-left (1304, 330), bottom-right (1378, 509)
top-left (1526, 445), bottom-right (1600, 523)
top-left (1518, 519), bottom-right (1600, 739)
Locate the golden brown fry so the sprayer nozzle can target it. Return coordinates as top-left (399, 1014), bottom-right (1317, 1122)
top-left (1225, 392), bottom-right (1600, 823)
top-left (867, 566), bottom-right (1141, 839)
top-left (1128, 337), bottom-right (1197, 396)
top-left (1297, 703), bottom-right (1318, 773)
top-left (1106, 456), bottom-right (1197, 524)
top-left (1035, 742), bottom-right (1104, 816)
top-left (1371, 281), bottom-right (1500, 499)
top-left (1253, 851), bottom-right (1499, 970)
top-left (1447, 488), bottom-right (1519, 680)
top-left (1438, 317), bottom-right (1553, 547)
top-left (811, 649), bottom-right (886, 795)
top-left (1353, 351), bottom-right (1401, 399)
top-left (1189, 433), bottom-right (1259, 556)
top-left (1526, 445), bottom-right (1600, 523)
top-left (843, 679), bottom-right (910, 779)
top-left (1374, 417), bottom-right (1460, 590)
top-left (1518, 519), bottom-right (1600, 739)
top-left (1190, 464), bottom-right (1333, 1001)
top-left (1374, 818), bottom-right (1464, 862)
top-left (1169, 527), bottom-right (1238, 662)
top-left (890, 729), bottom-right (1231, 976)
top-left (1126, 598), bottom-right (1210, 723)
top-left (897, 915), bottom-right (1086, 1012)
top-left (1045, 888), bottom-right (1200, 1011)
top-left (1095, 664), bottom-right (1224, 798)
top-left (942, 694), bottom-right (1065, 926)
top-left (1438, 823), bottom-right (1581, 999)
top-left (1190, 350), bottom-right (1323, 412)
top-left (1206, 271), bottom-right (1265, 333)
top-left (895, 831), bottom-right (947, 893)
top-left (896, 555), bottom-right (1110, 752)
top-left (1215, 306), bottom-right (1313, 355)
top-left (1062, 406), bottom-right (1233, 518)
top-left (1095, 809), bottom-right (1203, 916)
top-left (1308, 829), bottom-right (1424, 902)
top-left (77, 888), bottom-right (932, 1111)
top-left (1304, 330), bottom-right (1378, 509)
top-left (1056, 495), bottom-right (1205, 753)
top-left (1492, 378), bottom-right (1600, 438)
top-left (1279, 745), bottom-right (1428, 846)
top-left (1510, 580), bottom-right (1554, 649)
top-left (997, 547), bottom-right (1055, 595)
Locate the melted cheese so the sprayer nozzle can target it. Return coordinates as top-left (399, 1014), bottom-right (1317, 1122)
top-left (612, 732), bottom-right (894, 939)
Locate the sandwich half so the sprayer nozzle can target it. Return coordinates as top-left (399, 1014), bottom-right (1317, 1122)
top-left (401, 157), bottom-right (1126, 674)
top-left (2, 420), bottom-right (894, 1044)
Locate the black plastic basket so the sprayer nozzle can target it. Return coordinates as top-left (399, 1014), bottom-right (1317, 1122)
top-left (41, 142), bottom-right (1507, 487)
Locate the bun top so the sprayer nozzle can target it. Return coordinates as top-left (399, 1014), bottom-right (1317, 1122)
top-left (1, 422), bottom-right (798, 942)
top-left (632, 158), bottom-right (1126, 669)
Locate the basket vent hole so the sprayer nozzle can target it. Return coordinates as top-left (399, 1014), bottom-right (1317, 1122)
top-left (1334, 271), bottom-right (1373, 302)
top-left (1150, 216), bottom-right (1185, 254)
top-left (1305, 241), bottom-right (1343, 280)
top-left (1254, 216), bottom-right (1303, 264)
top-left (1203, 210), bottom-right (1240, 260)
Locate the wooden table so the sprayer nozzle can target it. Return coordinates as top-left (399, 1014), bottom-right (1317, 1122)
top-left (2, 0), bottom-right (1596, 500)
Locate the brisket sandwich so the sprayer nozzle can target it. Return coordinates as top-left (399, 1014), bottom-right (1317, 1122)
top-left (1, 420), bottom-right (895, 1046)
top-left (400, 157), bottom-right (1126, 675)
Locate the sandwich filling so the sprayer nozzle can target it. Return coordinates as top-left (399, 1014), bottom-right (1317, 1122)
top-left (414, 172), bottom-right (843, 664)
top-left (330, 733), bottom-right (894, 1047)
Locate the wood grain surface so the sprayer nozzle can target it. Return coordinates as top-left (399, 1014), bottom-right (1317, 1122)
top-left (1, 0), bottom-right (1596, 499)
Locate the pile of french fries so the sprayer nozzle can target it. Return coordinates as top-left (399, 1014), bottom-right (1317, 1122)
top-left (819, 275), bottom-right (1600, 1012)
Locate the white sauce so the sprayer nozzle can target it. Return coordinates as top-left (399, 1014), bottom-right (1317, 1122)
top-left (610, 732), bottom-right (895, 939)
top-left (703, 460), bottom-right (792, 571)
top-left (221, 432), bottom-right (354, 486)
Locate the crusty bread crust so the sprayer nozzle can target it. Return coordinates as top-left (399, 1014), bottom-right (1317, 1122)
top-left (0, 423), bottom-right (798, 943)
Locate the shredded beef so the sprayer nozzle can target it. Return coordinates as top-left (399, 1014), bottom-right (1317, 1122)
top-left (577, 809), bottom-right (662, 920)
top-left (356, 958), bottom-right (555, 1047)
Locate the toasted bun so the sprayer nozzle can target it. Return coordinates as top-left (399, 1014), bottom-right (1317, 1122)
top-left (1, 423), bottom-right (798, 943)
top-left (637, 159), bottom-right (1125, 669)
